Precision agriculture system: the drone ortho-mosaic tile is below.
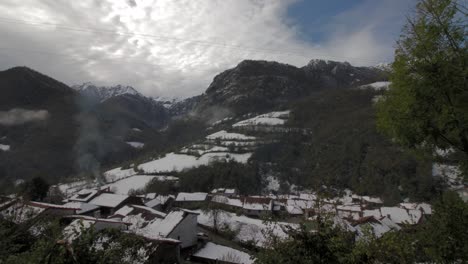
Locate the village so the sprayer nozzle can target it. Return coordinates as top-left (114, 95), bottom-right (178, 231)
top-left (0, 180), bottom-right (434, 264)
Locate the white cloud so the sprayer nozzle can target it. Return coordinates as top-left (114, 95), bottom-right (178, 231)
top-left (0, 0), bottom-right (411, 98)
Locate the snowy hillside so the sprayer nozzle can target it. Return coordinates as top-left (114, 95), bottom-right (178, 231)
top-left (72, 82), bottom-right (141, 102)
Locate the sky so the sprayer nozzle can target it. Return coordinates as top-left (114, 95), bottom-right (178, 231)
top-left (0, 0), bottom-right (415, 98)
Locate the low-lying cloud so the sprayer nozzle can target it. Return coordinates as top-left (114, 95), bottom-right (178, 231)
top-left (0, 108), bottom-right (49, 126)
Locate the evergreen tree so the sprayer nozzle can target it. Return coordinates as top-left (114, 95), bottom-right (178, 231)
top-left (376, 0), bottom-right (468, 177)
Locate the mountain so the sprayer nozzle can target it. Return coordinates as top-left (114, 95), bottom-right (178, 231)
top-left (0, 67), bottom-right (79, 190)
top-left (0, 59), bottom-right (393, 194)
top-left (73, 82), bottom-right (171, 129)
top-left (0, 68), bottom-right (172, 191)
top-left (72, 83), bottom-right (141, 102)
top-left (186, 59), bottom-right (389, 121)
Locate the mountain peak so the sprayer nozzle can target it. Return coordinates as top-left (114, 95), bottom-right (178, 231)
top-left (72, 82), bottom-right (141, 102)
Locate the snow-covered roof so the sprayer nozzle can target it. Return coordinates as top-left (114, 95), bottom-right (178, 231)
top-left (131, 204), bottom-right (167, 218)
top-left (336, 205), bottom-right (362, 212)
top-left (145, 198), bottom-right (162, 208)
top-left (211, 195), bottom-right (243, 208)
top-left (175, 192), bottom-right (208, 202)
top-left (286, 205), bottom-right (303, 215)
top-left (363, 209), bottom-right (382, 219)
top-left (69, 189), bottom-right (99, 202)
top-left (361, 196), bottom-right (383, 204)
top-left (89, 193), bottom-right (129, 208)
top-left (353, 216), bottom-right (400, 239)
top-left (193, 242), bottom-right (254, 264)
top-left (27, 201), bottom-right (80, 210)
top-left (243, 198), bottom-right (272, 211)
top-left (286, 199), bottom-right (314, 209)
top-left (113, 205), bottom-right (134, 217)
top-left (136, 211), bottom-right (186, 239)
top-left (380, 207), bottom-right (422, 225)
top-left (145, 195), bottom-right (174, 208)
top-left (63, 202), bottom-right (99, 214)
top-left (299, 193), bottom-right (317, 201)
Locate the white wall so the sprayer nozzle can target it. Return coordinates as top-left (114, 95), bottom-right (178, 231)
top-left (168, 214), bottom-right (197, 248)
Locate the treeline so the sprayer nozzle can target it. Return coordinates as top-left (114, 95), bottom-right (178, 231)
top-left (142, 161), bottom-right (263, 195)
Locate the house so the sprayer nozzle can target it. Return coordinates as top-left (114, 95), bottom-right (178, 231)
top-left (379, 207), bottom-right (423, 225)
top-left (211, 195), bottom-right (243, 210)
top-left (62, 202), bottom-right (100, 216)
top-left (1, 201), bottom-right (80, 224)
top-left (63, 217), bottom-right (181, 263)
top-left (88, 193), bottom-right (143, 217)
top-left (399, 202), bottom-right (432, 215)
top-left (135, 209), bottom-right (199, 248)
top-left (192, 242), bottom-right (254, 264)
top-left (110, 204), bottom-right (167, 222)
top-left (68, 189), bottom-right (101, 203)
top-left (338, 215), bottom-right (401, 239)
top-left (336, 204), bottom-right (363, 220)
top-left (175, 192), bottom-right (208, 207)
top-left (286, 199), bottom-right (314, 215)
top-left (62, 216), bottom-right (132, 241)
top-left (145, 195), bottom-right (175, 212)
top-left (242, 197), bottom-right (272, 217)
top-left (211, 188), bottom-right (238, 197)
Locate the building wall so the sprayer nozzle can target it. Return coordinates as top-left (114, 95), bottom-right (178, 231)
top-left (168, 214), bottom-right (197, 248)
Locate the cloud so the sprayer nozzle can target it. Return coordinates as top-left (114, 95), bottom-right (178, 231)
top-left (0, 0), bottom-right (413, 98)
top-left (0, 108), bottom-right (49, 125)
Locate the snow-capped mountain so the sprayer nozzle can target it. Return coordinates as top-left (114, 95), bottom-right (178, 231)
top-left (72, 82), bottom-right (141, 102)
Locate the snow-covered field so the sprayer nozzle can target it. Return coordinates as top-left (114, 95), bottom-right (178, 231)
top-left (138, 152), bottom-right (252, 173)
top-left (58, 180), bottom-right (96, 196)
top-left (126, 142), bottom-right (145, 149)
top-left (360, 81), bottom-right (391, 90)
top-left (104, 167), bottom-right (138, 183)
top-left (206, 130), bottom-right (256, 141)
top-left (233, 111), bottom-right (290, 127)
top-left (0, 144), bottom-right (10, 151)
top-left (103, 175), bottom-right (165, 195)
top-left (196, 210), bottom-right (296, 246)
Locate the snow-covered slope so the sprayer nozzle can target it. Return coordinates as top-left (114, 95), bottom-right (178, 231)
top-left (72, 82), bottom-right (141, 102)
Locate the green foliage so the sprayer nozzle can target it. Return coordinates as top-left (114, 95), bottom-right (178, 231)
top-left (142, 178), bottom-right (178, 195)
top-left (0, 218), bottom-right (35, 258)
top-left (18, 176), bottom-right (50, 201)
top-left (376, 0), bottom-right (468, 177)
top-left (255, 221), bottom-right (354, 264)
top-left (351, 227), bottom-right (416, 264)
top-left (2, 219), bottom-right (151, 264)
top-left (178, 161), bottom-right (263, 195)
top-left (418, 191), bottom-right (468, 262)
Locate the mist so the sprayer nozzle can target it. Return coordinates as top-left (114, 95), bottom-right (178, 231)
top-left (0, 108), bottom-right (49, 126)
